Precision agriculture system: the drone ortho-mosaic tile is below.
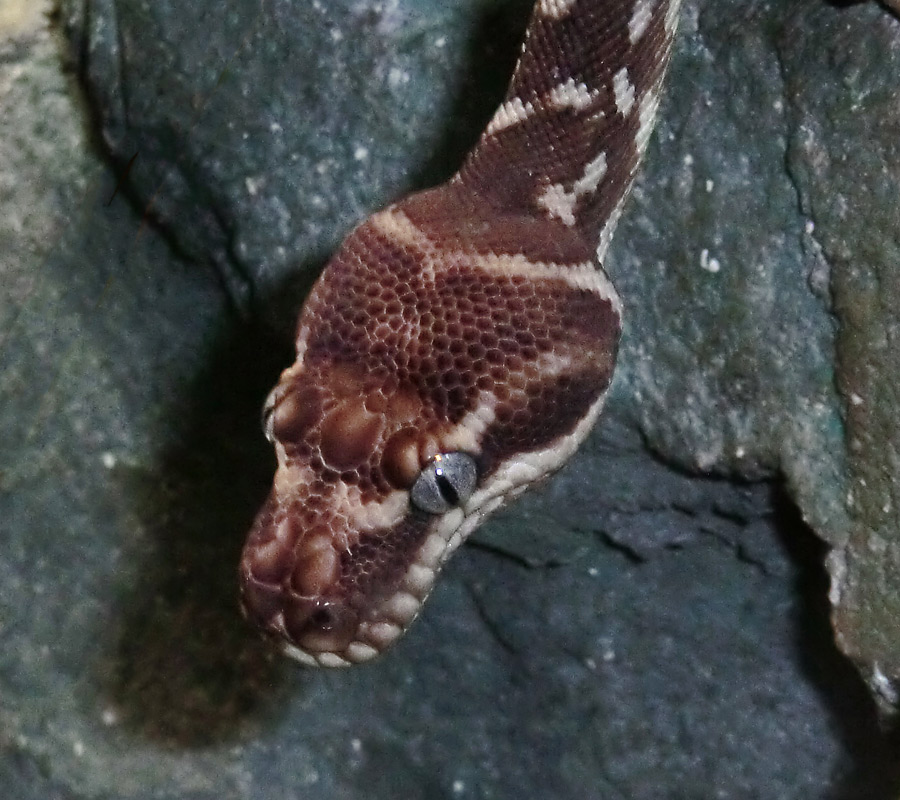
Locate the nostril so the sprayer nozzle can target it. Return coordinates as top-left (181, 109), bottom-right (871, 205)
top-left (284, 597), bottom-right (358, 653)
top-left (309, 606), bottom-right (335, 630)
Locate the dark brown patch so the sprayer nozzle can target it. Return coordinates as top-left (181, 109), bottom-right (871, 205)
top-left (479, 367), bottom-right (612, 472)
top-left (398, 185), bottom-right (595, 265)
top-left (339, 517), bottom-right (435, 607)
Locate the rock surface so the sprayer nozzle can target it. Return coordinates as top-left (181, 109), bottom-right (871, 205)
top-left (62, 0), bottom-right (900, 705)
top-left (2, 0), bottom-right (900, 797)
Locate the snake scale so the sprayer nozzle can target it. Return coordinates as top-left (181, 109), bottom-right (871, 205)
top-left (240, 0), bottom-right (682, 666)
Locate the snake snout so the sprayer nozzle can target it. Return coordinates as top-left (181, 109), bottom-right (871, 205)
top-left (240, 567), bottom-right (361, 666)
top-left (283, 597), bottom-right (359, 655)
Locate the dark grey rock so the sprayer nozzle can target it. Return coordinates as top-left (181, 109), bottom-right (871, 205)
top-left (3, 0), bottom-right (900, 797)
top-left (607, 0), bottom-right (900, 704)
top-left (777, 2), bottom-right (900, 711)
top-left (61, 0), bottom-right (535, 318)
top-left (64, 0), bottom-right (900, 705)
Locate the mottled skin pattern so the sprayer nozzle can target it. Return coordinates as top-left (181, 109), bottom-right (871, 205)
top-left (241, 0), bottom-right (682, 666)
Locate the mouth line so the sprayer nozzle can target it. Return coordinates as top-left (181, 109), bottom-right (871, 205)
top-left (273, 453), bottom-right (562, 667)
top-left (277, 503), bottom-right (475, 667)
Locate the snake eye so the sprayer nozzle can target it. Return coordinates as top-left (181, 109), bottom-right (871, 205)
top-left (410, 452), bottom-right (478, 514)
top-left (261, 388), bottom-right (279, 442)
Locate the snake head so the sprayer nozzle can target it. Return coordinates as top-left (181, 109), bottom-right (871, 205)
top-left (239, 197), bottom-right (620, 666)
top-left (237, 0), bottom-right (684, 664)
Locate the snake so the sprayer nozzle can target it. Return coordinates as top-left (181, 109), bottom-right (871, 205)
top-left (239, 0), bottom-right (683, 666)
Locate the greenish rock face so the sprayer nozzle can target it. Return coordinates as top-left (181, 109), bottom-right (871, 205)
top-left (607, 1), bottom-right (900, 705)
top-left (776, 4), bottom-right (900, 705)
top-left (4, 0), bottom-right (900, 797)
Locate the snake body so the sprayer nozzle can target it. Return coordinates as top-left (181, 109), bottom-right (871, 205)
top-left (240, 0), bottom-right (682, 666)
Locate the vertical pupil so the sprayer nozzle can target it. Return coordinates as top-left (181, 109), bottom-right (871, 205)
top-left (434, 470), bottom-right (459, 506)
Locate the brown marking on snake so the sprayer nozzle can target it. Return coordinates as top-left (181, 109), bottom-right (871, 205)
top-left (241, 0), bottom-right (682, 665)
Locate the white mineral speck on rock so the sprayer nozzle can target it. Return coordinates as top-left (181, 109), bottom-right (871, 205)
top-left (871, 664), bottom-right (900, 706)
top-left (299, 768), bottom-right (319, 787)
top-left (700, 248), bottom-right (721, 273)
top-left (388, 67), bottom-right (410, 88)
top-left (826, 549), bottom-right (846, 604)
top-left (245, 176), bottom-right (263, 196)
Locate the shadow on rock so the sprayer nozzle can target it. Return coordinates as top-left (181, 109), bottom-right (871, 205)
top-left (404, 0), bottom-right (533, 191)
top-left (100, 313), bottom-right (297, 747)
top-left (773, 490), bottom-right (900, 799)
top-left (81, 0), bottom-right (539, 749)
